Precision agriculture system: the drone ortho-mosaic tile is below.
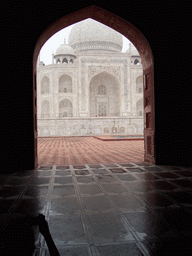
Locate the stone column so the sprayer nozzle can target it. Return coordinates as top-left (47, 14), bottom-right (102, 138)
top-left (50, 68), bottom-right (54, 117)
top-left (52, 53), bottom-right (54, 64)
top-left (127, 61), bottom-right (131, 114)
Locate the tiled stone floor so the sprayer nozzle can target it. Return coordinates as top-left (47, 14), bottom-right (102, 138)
top-left (37, 137), bottom-right (144, 165)
top-left (1, 163), bottom-right (192, 255)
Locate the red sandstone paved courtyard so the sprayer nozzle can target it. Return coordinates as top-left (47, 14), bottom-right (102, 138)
top-left (37, 136), bottom-right (144, 165)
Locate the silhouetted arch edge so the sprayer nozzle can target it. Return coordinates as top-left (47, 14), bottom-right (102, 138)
top-left (33, 5), bottom-right (153, 70)
top-left (33, 5), bottom-right (155, 165)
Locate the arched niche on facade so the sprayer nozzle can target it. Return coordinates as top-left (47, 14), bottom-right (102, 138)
top-left (104, 127), bottom-right (109, 133)
top-left (120, 126), bottom-right (125, 133)
top-left (59, 74), bottom-right (72, 93)
top-left (134, 59), bottom-right (139, 65)
top-left (59, 99), bottom-right (73, 117)
top-left (89, 71), bottom-right (120, 117)
top-left (41, 76), bottom-right (50, 94)
top-left (41, 100), bottom-right (50, 117)
top-left (136, 98), bottom-right (143, 116)
top-left (34, 5), bottom-right (155, 165)
top-left (62, 58), bottom-right (68, 64)
top-left (136, 75), bottom-right (143, 93)
top-left (112, 127), bottom-right (117, 133)
top-left (98, 84), bottom-right (106, 95)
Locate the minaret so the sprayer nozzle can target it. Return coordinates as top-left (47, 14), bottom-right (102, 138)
top-left (129, 43), bottom-right (131, 54)
top-left (52, 51), bottom-right (54, 64)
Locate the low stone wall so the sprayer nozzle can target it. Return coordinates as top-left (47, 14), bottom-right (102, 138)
top-left (37, 117), bottom-right (143, 137)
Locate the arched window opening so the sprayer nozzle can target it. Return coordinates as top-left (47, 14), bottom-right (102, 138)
top-left (59, 74), bottom-right (72, 93)
top-left (104, 127), bottom-right (109, 133)
top-left (90, 72), bottom-right (120, 117)
top-left (134, 59), bottom-right (139, 65)
top-left (70, 59), bottom-right (73, 64)
top-left (62, 58), bottom-right (68, 64)
top-left (57, 59), bottom-right (60, 64)
top-left (136, 98), bottom-right (143, 116)
top-left (98, 102), bottom-right (107, 116)
top-left (98, 84), bottom-right (106, 95)
top-left (41, 100), bottom-right (50, 117)
top-left (41, 76), bottom-right (49, 94)
top-left (59, 99), bottom-right (73, 117)
top-left (120, 126), bottom-right (125, 133)
top-left (112, 127), bottom-right (117, 133)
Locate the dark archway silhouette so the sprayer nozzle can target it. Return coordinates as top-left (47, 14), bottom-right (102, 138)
top-left (33, 5), bottom-right (155, 167)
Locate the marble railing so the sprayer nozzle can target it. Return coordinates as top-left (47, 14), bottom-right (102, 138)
top-left (37, 117), bottom-right (144, 137)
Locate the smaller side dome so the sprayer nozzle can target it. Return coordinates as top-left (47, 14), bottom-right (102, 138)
top-left (54, 41), bottom-right (76, 64)
top-left (55, 43), bottom-right (75, 56)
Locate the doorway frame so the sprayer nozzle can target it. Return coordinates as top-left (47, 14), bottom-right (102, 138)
top-left (33, 5), bottom-right (155, 168)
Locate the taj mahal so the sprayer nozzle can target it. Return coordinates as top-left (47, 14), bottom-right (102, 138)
top-left (37, 18), bottom-right (143, 137)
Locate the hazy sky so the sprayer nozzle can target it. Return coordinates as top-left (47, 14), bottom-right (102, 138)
top-left (39, 20), bottom-right (131, 65)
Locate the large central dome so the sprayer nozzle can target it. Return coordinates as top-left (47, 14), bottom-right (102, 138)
top-left (68, 19), bottom-right (123, 53)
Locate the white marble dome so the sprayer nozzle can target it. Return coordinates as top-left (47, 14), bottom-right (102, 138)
top-left (68, 18), bottom-right (123, 53)
top-left (55, 43), bottom-right (75, 56)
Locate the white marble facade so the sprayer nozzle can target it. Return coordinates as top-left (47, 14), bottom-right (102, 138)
top-left (37, 19), bottom-right (143, 137)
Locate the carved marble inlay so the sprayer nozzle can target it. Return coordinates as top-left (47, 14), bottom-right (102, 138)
top-left (119, 126), bottom-right (125, 133)
top-left (81, 59), bottom-right (129, 111)
top-left (88, 66), bottom-right (121, 80)
top-left (112, 126), bottom-right (117, 133)
top-left (58, 72), bottom-right (73, 77)
top-left (104, 127), bottom-right (109, 133)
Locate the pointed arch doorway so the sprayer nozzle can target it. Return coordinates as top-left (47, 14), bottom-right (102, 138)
top-left (33, 5), bottom-right (155, 168)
